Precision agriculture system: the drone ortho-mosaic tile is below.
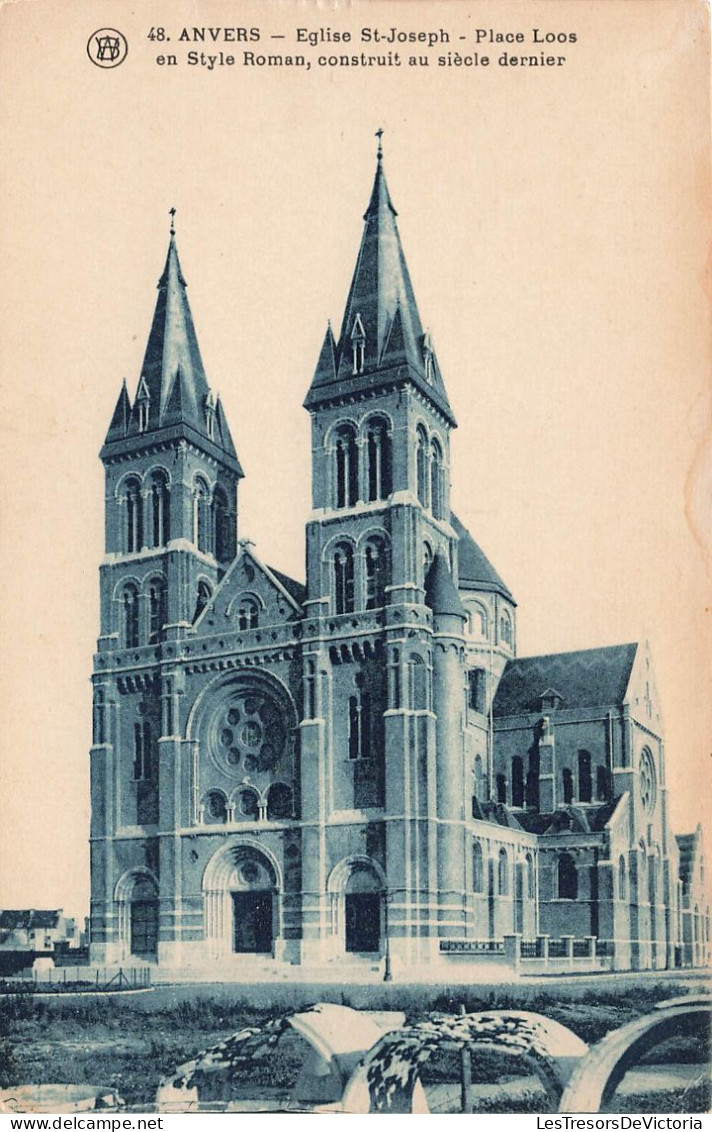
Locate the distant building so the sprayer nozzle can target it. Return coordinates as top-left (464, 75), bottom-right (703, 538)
top-left (0, 910), bottom-right (82, 953)
top-left (89, 144), bottom-right (705, 976)
top-left (676, 826), bottom-right (710, 968)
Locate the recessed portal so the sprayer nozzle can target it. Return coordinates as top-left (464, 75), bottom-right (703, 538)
top-left (345, 891), bottom-right (381, 953)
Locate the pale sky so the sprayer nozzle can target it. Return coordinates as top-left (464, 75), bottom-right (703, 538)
top-left (0, 0), bottom-right (709, 918)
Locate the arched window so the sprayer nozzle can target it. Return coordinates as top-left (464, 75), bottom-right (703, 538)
top-left (237, 597), bottom-right (259, 630)
top-left (500, 609), bottom-right (513, 647)
top-left (496, 774), bottom-right (507, 803)
top-left (334, 425), bottom-right (358, 509)
top-left (133, 721), bottom-right (152, 780)
top-left (466, 603), bottom-right (488, 639)
top-left (149, 472), bottom-right (170, 548)
top-left (498, 848), bottom-right (509, 895)
top-left (511, 757), bottom-right (524, 807)
top-left (92, 688), bottom-right (106, 746)
top-left (423, 542), bottom-right (434, 584)
top-left (122, 584), bottom-right (140, 648)
top-left (408, 653), bottom-right (428, 711)
top-left (596, 765), bottom-right (610, 802)
top-left (205, 791), bottom-right (227, 824)
top-left (618, 854), bottom-right (627, 900)
top-left (578, 750), bottom-right (592, 803)
top-left (562, 767), bottom-right (573, 804)
top-left (430, 438), bottom-right (444, 519)
top-left (350, 313), bottom-right (366, 375)
top-left (558, 853), bottom-right (578, 899)
top-left (416, 426), bottom-right (429, 507)
top-left (365, 417), bottom-right (392, 501)
top-left (472, 841), bottom-right (484, 893)
top-left (236, 788), bottom-right (259, 821)
top-left (125, 478), bottom-right (143, 553)
top-left (148, 577), bottom-right (167, 644)
top-left (193, 478), bottom-right (211, 554)
top-left (348, 690), bottom-right (372, 761)
top-left (526, 748), bottom-right (540, 810)
top-left (267, 783), bottom-right (293, 821)
top-left (333, 543), bottom-right (355, 614)
top-left (212, 486), bottom-right (231, 562)
top-left (193, 580), bottom-right (212, 623)
top-left (365, 537), bottom-right (387, 609)
top-left (473, 754), bottom-right (484, 800)
top-left (525, 853), bottom-right (535, 899)
top-left (304, 658), bottom-right (316, 720)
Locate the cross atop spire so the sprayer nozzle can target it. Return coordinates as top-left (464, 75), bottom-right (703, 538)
top-left (169, 206), bottom-right (176, 236)
top-left (375, 127), bottom-right (384, 160)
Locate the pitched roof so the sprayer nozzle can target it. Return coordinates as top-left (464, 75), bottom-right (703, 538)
top-left (268, 566), bottom-right (306, 607)
top-left (493, 643), bottom-right (639, 717)
top-left (304, 150), bottom-right (456, 426)
top-left (0, 910), bottom-right (60, 930)
top-left (424, 552), bottom-right (466, 618)
top-left (452, 513), bottom-right (514, 602)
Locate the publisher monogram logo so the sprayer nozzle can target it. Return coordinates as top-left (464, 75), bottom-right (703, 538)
top-left (87, 28), bottom-right (129, 68)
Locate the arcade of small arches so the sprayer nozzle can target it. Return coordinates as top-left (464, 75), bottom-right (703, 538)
top-left (471, 841), bottom-right (537, 900)
top-left (328, 415), bottom-right (393, 510)
top-left (326, 532), bottom-right (390, 614)
top-left (493, 748), bottom-right (612, 809)
top-left (116, 469), bottom-right (235, 562)
top-left (461, 599), bottom-right (513, 650)
top-left (200, 782), bottom-right (296, 825)
top-left (115, 574), bottom-right (168, 649)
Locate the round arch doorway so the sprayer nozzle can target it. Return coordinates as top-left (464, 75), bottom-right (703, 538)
top-left (203, 841), bottom-right (281, 959)
top-left (328, 858), bottom-right (385, 957)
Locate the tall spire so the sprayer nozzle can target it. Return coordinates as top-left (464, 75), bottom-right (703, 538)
top-left (101, 220), bottom-right (242, 474)
top-left (137, 227), bottom-right (211, 428)
top-left (305, 139), bottom-right (455, 425)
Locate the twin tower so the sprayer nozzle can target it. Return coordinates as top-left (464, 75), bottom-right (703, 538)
top-left (90, 145), bottom-right (674, 974)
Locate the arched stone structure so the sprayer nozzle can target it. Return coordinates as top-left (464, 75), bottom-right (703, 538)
top-left (341, 1010), bottom-right (587, 1113)
top-left (559, 997), bottom-right (712, 1113)
top-left (156, 1003), bottom-right (403, 1113)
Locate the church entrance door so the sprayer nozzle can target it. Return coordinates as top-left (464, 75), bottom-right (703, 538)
top-left (345, 892), bottom-right (380, 953)
top-left (232, 891), bottom-right (273, 953)
top-left (130, 900), bottom-right (158, 959)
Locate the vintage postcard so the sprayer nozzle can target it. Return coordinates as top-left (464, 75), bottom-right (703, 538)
top-left (0, 0), bottom-right (710, 1117)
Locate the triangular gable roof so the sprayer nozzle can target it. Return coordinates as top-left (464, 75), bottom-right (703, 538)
top-left (192, 544), bottom-right (304, 633)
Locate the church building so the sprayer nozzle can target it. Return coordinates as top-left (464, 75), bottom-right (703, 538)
top-left (89, 144), bottom-right (702, 976)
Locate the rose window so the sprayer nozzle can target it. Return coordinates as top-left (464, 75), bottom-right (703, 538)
top-left (639, 749), bottom-right (657, 814)
top-left (211, 690), bottom-right (287, 776)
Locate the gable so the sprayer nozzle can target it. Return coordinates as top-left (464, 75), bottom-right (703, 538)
top-left (192, 548), bottom-right (303, 635)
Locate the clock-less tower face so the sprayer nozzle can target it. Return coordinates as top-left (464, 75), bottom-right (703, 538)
top-left (639, 747), bottom-right (657, 814)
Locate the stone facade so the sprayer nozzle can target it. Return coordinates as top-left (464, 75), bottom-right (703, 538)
top-left (89, 149), bottom-right (698, 975)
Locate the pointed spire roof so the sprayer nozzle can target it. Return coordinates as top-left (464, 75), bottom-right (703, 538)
top-left (104, 379), bottom-right (131, 444)
top-left (424, 552), bottom-right (466, 619)
top-left (101, 221), bottom-right (242, 475)
top-left (305, 144), bottom-right (456, 425)
top-left (138, 233), bottom-right (210, 427)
